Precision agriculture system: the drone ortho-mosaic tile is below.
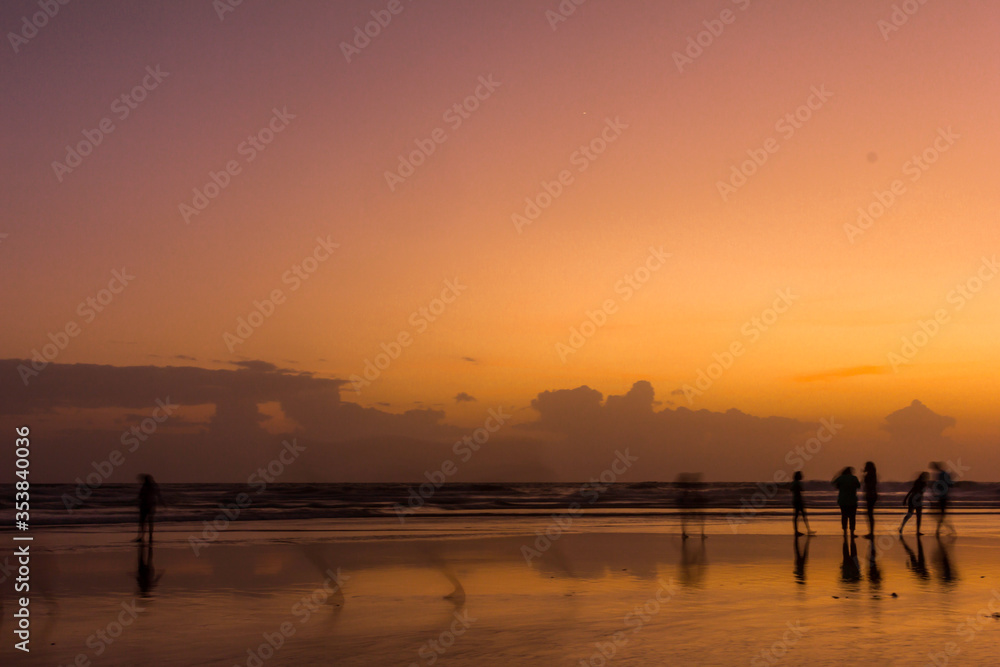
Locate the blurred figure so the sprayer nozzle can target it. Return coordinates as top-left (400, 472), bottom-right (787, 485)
top-left (832, 466), bottom-right (860, 536)
top-left (135, 541), bottom-right (162, 597)
top-left (676, 473), bottom-right (706, 540)
top-left (790, 471), bottom-right (814, 536)
top-left (862, 461), bottom-right (879, 538)
top-left (135, 474), bottom-right (164, 543)
top-left (930, 461), bottom-right (956, 536)
top-left (793, 534), bottom-right (811, 585)
top-left (899, 472), bottom-right (928, 535)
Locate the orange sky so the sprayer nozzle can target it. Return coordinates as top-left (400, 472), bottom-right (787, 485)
top-left (2, 0), bottom-right (998, 480)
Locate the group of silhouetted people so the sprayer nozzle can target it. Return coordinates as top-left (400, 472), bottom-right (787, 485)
top-left (794, 461), bottom-right (956, 537)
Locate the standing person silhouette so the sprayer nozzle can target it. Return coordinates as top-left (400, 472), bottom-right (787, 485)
top-left (832, 467), bottom-right (860, 536)
top-left (135, 474), bottom-right (164, 543)
top-left (790, 471), bottom-right (814, 536)
top-left (930, 461), bottom-right (956, 536)
top-left (862, 461), bottom-right (879, 538)
top-left (899, 472), bottom-right (928, 535)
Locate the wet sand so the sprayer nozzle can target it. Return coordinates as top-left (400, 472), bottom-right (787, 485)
top-left (3, 514), bottom-right (1000, 666)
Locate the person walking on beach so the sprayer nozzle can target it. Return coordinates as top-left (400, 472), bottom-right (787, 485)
top-left (930, 461), bottom-right (956, 536)
top-left (832, 467), bottom-right (861, 536)
top-left (135, 474), bottom-right (164, 543)
top-left (790, 471), bottom-right (814, 536)
top-left (899, 472), bottom-right (928, 535)
top-left (862, 461), bottom-right (878, 537)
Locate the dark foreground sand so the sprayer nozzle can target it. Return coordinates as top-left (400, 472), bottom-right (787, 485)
top-left (2, 513), bottom-right (1000, 666)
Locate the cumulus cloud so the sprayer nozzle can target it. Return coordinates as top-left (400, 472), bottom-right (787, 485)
top-left (454, 392), bottom-right (477, 403)
top-left (0, 360), bottom-right (898, 482)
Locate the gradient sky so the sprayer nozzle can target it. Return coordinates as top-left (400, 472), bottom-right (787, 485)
top-left (2, 0), bottom-right (998, 481)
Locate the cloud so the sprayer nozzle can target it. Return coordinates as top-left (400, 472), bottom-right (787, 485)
top-left (670, 389), bottom-right (684, 396)
top-left (454, 392), bottom-right (477, 403)
top-left (794, 365), bottom-right (891, 382)
top-left (882, 399), bottom-right (956, 439)
top-left (462, 356), bottom-right (477, 363)
top-left (174, 354), bottom-right (197, 361)
top-left (0, 360), bottom-right (901, 482)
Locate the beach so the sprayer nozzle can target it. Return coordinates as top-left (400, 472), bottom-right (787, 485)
top-left (3, 512), bottom-right (1000, 666)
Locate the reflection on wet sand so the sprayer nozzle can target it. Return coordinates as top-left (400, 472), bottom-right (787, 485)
top-left (135, 541), bottom-right (163, 597)
top-left (678, 536), bottom-right (708, 589)
top-left (933, 535), bottom-right (958, 587)
top-left (840, 535), bottom-right (861, 588)
top-left (900, 535), bottom-right (929, 582)
top-left (794, 534), bottom-right (810, 585)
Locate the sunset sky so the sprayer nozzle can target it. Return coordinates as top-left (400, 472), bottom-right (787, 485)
top-left (2, 0), bottom-right (998, 481)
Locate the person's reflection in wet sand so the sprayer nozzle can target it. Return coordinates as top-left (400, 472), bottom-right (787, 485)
top-left (933, 535), bottom-right (958, 587)
top-left (298, 543), bottom-right (346, 611)
top-left (866, 539), bottom-right (881, 593)
top-left (900, 534), bottom-right (929, 581)
top-left (793, 534), bottom-right (811, 585)
top-left (677, 473), bottom-right (707, 540)
top-left (136, 541), bottom-right (163, 597)
top-left (840, 534), bottom-right (861, 588)
top-left (678, 535), bottom-right (708, 588)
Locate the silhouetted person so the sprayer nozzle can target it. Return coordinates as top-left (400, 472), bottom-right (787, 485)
top-left (862, 461), bottom-right (878, 537)
top-left (136, 541), bottom-right (162, 596)
top-left (899, 472), bottom-right (927, 535)
top-left (930, 461), bottom-right (956, 536)
top-left (832, 466), bottom-right (860, 536)
top-left (840, 534), bottom-right (861, 584)
top-left (793, 534), bottom-right (811, 585)
top-left (135, 474), bottom-right (164, 543)
top-left (790, 471), bottom-right (814, 536)
top-left (900, 534), bottom-right (929, 580)
top-left (676, 473), bottom-right (706, 539)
